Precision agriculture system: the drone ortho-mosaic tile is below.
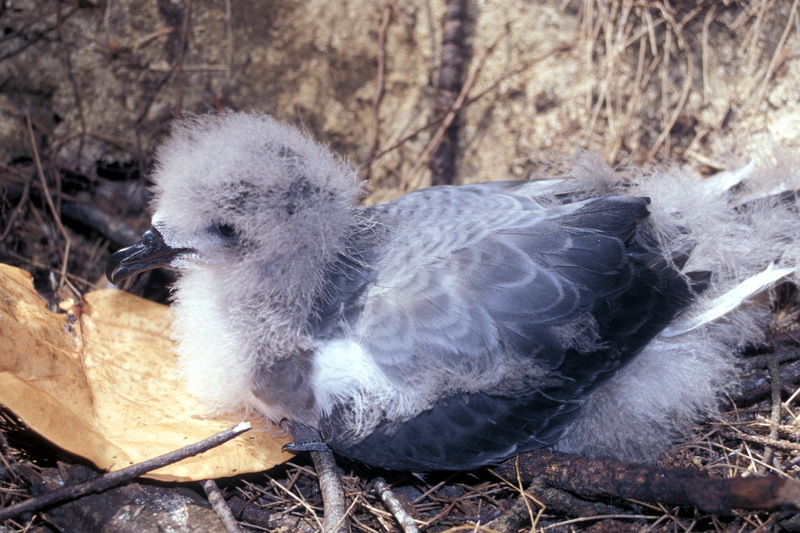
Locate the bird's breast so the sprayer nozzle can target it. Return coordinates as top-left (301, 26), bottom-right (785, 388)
top-left (310, 338), bottom-right (396, 414)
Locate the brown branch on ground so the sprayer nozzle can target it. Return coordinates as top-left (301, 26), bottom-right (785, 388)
top-left (373, 477), bottom-right (419, 533)
top-left (496, 449), bottom-right (800, 515)
top-left (486, 474), bottom-right (624, 532)
top-left (720, 431), bottom-right (800, 454)
top-left (310, 448), bottom-right (348, 533)
top-left (0, 423), bottom-right (251, 522)
top-left (201, 479), bottom-right (244, 533)
top-left (227, 494), bottom-right (320, 531)
top-left (761, 354), bottom-right (784, 472)
top-left (736, 348), bottom-right (800, 404)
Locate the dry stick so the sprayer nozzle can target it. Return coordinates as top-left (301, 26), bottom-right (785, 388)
top-left (148, 63), bottom-right (229, 73)
top-left (498, 449), bottom-right (800, 515)
top-left (310, 449), bottom-right (348, 533)
top-left (0, 422), bottom-right (252, 522)
top-left (359, 1), bottom-right (393, 183)
top-left (373, 477), bottom-right (419, 533)
top-left (366, 44), bottom-right (567, 171)
top-left (410, 477), bottom-right (464, 529)
top-left (171, 0), bottom-right (193, 116)
top-left (762, 355), bottom-right (784, 472)
top-left (728, 432), bottom-right (800, 454)
top-left (201, 479), bottom-right (244, 533)
top-left (605, 6), bottom-right (653, 161)
top-left (3, 250), bottom-right (101, 291)
top-left (517, 462), bottom-right (544, 530)
top-left (700, 4), bottom-right (717, 104)
top-left (400, 31), bottom-right (554, 190)
top-left (223, 0), bottom-right (233, 86)
top-left (402, 48), bottom-right (482, 192)
top-left (0, 99), bottom-right (48, 131)
top-left (755, 0), bottom-right (799, 105)
top-left (490, 464), bottom-right (624, 531)
top-left (0, 168), bottom-right (32, 242)
top-left (486, 464), bottom-right (541, 533)
top-left (25, 114), bottom-right (71, 292)
top-left (740, 0), bottom-right (770, 75)
top-left (262, 471), bottom-right (326, 531)
top-left (429, 0), bottom-right (468, 186)
top-left (601, 5), bottom-right (624, 142)
top-left (645, 4), bottom-right (701, 163)
top-left (545, 513), bottom-right (660, 531)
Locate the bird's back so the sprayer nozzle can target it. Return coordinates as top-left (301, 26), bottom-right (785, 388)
top-left (308, 180), bottom-right (704, 470)
top-left (105, 113), bottom-right (798, 472)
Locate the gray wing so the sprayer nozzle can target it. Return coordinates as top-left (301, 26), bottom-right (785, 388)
top-left (321, 182), bottom-right (649, 391)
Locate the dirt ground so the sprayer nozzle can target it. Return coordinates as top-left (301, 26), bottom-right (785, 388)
top-left (1, 0), bottom-right (799, 531)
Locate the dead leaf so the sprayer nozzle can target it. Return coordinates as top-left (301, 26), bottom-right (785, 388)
top-left (0, 263), bottom-right (292, 482)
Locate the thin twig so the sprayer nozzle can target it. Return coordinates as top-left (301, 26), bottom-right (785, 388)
top-left (646, 3), bottom-right (699, 162)
top-left (223, 0), bottom-right (233, 85)
top-left (761, 355), bottom-right (784, 471)
top-left (0, 169), bottom-right (33, 242)
top-left (402, 45), bottom-right (483, 191)
top-left (3, 250), bottom-right (102, 291)
top-left (700, 4), bottom-right (717, 104)
top-left (359, 2), bottom-right (393, 183)
top-left (201, 479), bottom-right (244, 533)
top-left (364, 44), bottom-right (567, 171)
top-left (429, 0), bottom-right (469, 186)
top-left (310, 449), bottom-right (348, 533)
top-left (265, 466), bottom-right (326, 531)
top-left (25, 114), bottom-right (71, 291)
top-left (755, 0), bottom-right (798, 104)
top-left (373, 477), bottom-right (419, 533)
top-left (172, 0), bottom-right (193, 116)
top-left (0, 423), bottom-right (252, 522)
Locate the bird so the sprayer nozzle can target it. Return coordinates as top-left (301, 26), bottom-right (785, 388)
top-left (106, 112), bottom-right (800, 471)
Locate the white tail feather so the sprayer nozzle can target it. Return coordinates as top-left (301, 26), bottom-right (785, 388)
top-left (661, 263), bottom-right (794, 337)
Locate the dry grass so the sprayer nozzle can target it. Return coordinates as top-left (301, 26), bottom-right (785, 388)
top-left (2, 398), bottom-right (798, 532)
top-left (577, 0), bottom-right (800, 169)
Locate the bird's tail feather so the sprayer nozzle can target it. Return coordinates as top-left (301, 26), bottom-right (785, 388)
top-left (556, 150), bottom-right (799, 461)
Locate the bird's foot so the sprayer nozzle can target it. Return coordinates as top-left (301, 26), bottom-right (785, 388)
top-left (284, 423), bottom-right (331, 453)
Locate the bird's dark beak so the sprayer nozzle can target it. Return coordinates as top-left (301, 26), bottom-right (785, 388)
top-left (106, 226), bottom-right (189, 284)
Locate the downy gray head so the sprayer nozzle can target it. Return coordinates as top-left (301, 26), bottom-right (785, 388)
top-left (110, 113), bottom-right (361, 280)
top-left (107, 113), bottom-right (365, 419)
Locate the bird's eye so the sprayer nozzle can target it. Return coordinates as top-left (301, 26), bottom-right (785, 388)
top-left (211, 223), bottom-right (237, 239)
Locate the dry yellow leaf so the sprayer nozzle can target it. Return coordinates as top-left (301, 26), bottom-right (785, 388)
top-left (0, 263), bottom-right (292, 482)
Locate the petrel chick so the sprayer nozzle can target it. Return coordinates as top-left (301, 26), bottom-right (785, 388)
top-left (107, 113), bottom-right (800, 471)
